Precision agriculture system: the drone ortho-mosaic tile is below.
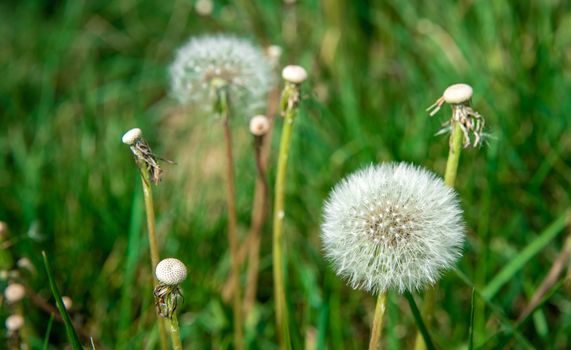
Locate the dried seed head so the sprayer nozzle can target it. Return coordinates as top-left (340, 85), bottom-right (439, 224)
top-left (170, 35), bottom-right (274, 115)
top-left (122, 128), bottom-right (142, 145)
top-left (282, 65), bottom-right (308, 84)
top-left (195, 0), bottom-right (213, 16)
top-left (249, 115), bottom-right (270, 136)
top-left (443, 83), bottom-right (473, 104)
top-left (156, 258), bottom-right (187, 285)
top-left (321, 162), bottom-right (465, 294)
top-left (5, 314), bottom-right (24, 331)
top-left (4, 283), bottom-right (25, 303)
top-left (62, 296), bottom-right (73, 310)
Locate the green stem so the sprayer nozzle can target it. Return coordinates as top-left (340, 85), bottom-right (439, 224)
top-left (137, 166), bottom-right (169, 350)
top-left (368, 292), bottom-right (387, 350)
top-left (168, 313), bottom-right (184, 350)
top-left (273, 83), bottom-right (299, 350)
top-left (415, 120), bottom-right (463, 350)
top-left (218, 87), bottom-right (244, 350)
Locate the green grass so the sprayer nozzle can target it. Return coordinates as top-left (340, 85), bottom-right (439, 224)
top-left (1, 0), bottom-right (571, 349)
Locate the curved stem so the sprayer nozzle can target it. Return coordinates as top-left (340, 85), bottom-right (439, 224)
top-left (368, 292), bottom-right (387, 350)
top-left (218, 88), bottom-right (244, 350)
top-left (138, 167), bottom-right (169, 350)
top-left (273, 83), bottom-right (299, 350)
top-left (414, 120), bottom-right (463, 350)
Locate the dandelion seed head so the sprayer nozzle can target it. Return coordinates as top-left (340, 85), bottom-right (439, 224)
top-left (443, 83), bottom-right (473, 104)
top-left (62, 296), bottom-right (73, 310)
top-left (169, 35), bottom-right (274, 115)
top-left (249, 115), bottom-right (270, 136)
top-left (4, 283), bottom-right (25, 303)
top-left (282, 65), bottom-right (308, 84)
top-left (5, 314), bottom-right (24, 331)
top-left (156, 258), bottom-right (187, 285)
top-left (122, 128), bottom-right (142, 145)
top-left (321, 162), bottom-right (465, 294)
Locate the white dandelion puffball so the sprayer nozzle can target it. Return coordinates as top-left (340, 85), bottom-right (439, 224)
top-left (156, 258), bottom-right (187, 285)
top-left (321, 163), bottom-right (465, 294)
top-left (170, 35), bottom-right (274, 115)
top-left (4, 283), bottom-right (25, 303)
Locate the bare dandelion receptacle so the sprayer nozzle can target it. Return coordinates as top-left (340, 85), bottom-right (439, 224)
top-left (282, 65), bottom-right (308, 84)
top-left (249, 115), bottom-right (270, 136)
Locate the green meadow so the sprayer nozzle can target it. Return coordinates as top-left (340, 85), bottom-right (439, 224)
top-left (1, 0), bottom-right (570, 349)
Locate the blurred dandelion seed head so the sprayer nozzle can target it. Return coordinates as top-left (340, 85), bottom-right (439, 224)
top-left (321, 162), bottom-right (465, 294)
top-left (5, 314), bottom-right (24, 331)
top-left (170, 35), bottom-right (274, 116)
top-left (4, 283), bottom-right (25, 303)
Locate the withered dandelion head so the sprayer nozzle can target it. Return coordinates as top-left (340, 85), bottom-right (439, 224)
top-left (321, 162), bottom-right (465, 294)
top-left (154, 258), bottom-right (187, 319)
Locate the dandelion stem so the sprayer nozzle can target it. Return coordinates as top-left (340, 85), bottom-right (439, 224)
top-left (368, 292), bottom-right (387, 350)
top-left (136, 163), bottom-right (169, 350)
top-left (166, 292), bottom-right (185, 350)
top-left (217, 87), bottom-right (244, 350)
top-left (415, 120), bottom-right (463, 350)
top-left (273, 82), bottom-right (301, 350)
top-left (244, 133), bottom-right (271, 315)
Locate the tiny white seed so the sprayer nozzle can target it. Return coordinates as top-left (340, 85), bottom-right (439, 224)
top-left (122, 128), bottom-right (142, 145)
top-left (282, 65), bottom-right (308, 84)
top-left (443, 83), bottom-right (473, 104)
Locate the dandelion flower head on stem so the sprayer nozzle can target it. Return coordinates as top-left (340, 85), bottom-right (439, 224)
top-left (169, 35), bottom-right (274, 116)
top-left (321, 162), bottom-right (465, 294)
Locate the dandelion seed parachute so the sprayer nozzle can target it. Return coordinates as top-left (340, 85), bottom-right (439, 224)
top-left (321, 162), bottom-right (465, 294)
top-left (169, 35), bottom-right (274, 116)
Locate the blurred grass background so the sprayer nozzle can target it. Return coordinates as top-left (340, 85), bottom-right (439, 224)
top-left (1, 0), bottom-right (570, 349)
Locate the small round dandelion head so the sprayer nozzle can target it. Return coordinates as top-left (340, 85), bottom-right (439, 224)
top-left (282, 65), bottom-right (308, 84)
top-left (122, 128), bottom-right (142, 145)
top-left (321, 162), bottom-right (465, 294)
top-left (249, 115), bottom-right (270, 136)
top-left (443, 83), bottom-right (473, 104)
top-left (169, 35), bottom-right (274, 115)
top-left (5, 314), bottom-right (24, 331)
top-left (4, 283), bottom-right (25, 303)
top-left (62, 296), bottom-right (73, 310)
top-left (156, 258), bottom-right (187, 285)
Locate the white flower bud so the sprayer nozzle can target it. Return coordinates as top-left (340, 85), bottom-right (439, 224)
top-left (282, 65), bottom-right (308, 84)
top-left (321, 162), bottom-right (465, 294)
top-left (62, 296), bottom-right (73, 310)
top-left (4, 283), bottom-right (25, 303)
top-left (443, 83), bottom-right (473, 104)
top-left (155, 258), bottom-right (187, 285)
top-left (122, 128), bottom-right (142, 145)
top-left (249, 115), bottom-right (270, 136)
top-left (5, 314), bottom-right (24, 331)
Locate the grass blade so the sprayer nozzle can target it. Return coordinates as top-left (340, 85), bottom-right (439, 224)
top-left (42, 251), bottom-right (82, 350)
top-left (404, 291), bottom-right (436, 350)
top-left (468, 289), bottom-right (475, 350)
top-left (43, 313), bottom-right (54, 350)
top-left (482, 211), bottom-right (569, 300)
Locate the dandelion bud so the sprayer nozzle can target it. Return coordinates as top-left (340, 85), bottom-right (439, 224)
top-left (443, 83), bottom-right (473, 104)
top-left (122, 128), bottom-right (142, 145)
top-left (282, 65), bottom-right (308, 84)
top-left (5, 314), bottom-right (24, 331)
top-left (321, 162), bottom-right (465, 294)
top-left (4, 283), bottom-right (25, 303)
top-left (156, 258), bottom-right (187, 285)
top-left (249, 115), bottom-right (270, 136)
top-left (62, 296), bottom-right (73, 310)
